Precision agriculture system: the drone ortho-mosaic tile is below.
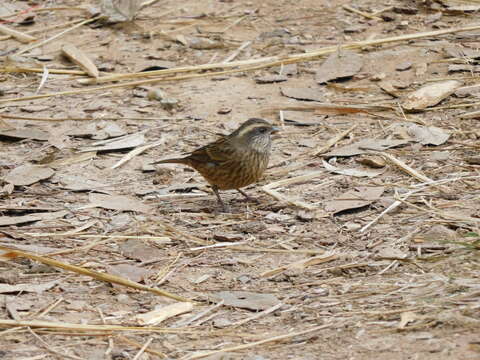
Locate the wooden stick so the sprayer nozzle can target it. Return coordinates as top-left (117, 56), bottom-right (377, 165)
top-left (343, 5), bottom-right (383, 21)
top-left (0, 245), bottom-right (190, 302)
top-left (0, 23), bottom-right (36, 43)
top-left (16, 16), bottom-right (102, 55)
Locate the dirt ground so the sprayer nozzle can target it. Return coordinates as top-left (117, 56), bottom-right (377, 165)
top-left (1, 0), bottom-right (480, 359)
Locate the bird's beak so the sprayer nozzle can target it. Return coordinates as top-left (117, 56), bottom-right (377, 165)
top-left (271, 126), bottom-right (281, 134)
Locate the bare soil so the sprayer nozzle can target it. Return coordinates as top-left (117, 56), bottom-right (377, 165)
top-left (0, 0), bottom-right (479, 359)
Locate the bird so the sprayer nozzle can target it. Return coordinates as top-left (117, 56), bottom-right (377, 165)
top-left (152, 118), bottom-right (279, 211)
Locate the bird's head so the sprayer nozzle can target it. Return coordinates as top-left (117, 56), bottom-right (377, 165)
top-left (230, 118), bottom-right (279, 153)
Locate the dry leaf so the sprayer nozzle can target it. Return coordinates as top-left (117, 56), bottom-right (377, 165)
top-left (402, 80), bottom-right (462, 111)
top-left (0, 280), bottom-right (60, 294)
top-left (62, 44), bottom-right (99, 78)
top-left (323, 160), bottom-right (385, 178)
top-left (407, 124), bottom-right (450, 145)
top-left (213, 291), bottom-right (280, 311)
top-left (324, 138), bottom-right (408, 157)
top-left (0, 210), bottom-right (68, 227)
top-left (119, 239), bottom-right (164, 262)
top-left (324, 186), bottom-right (385, 214)
top-left (80, 132), bottom-right (145, 152)
top-left (0, 128), bottom-right (49, 141)
top-left (88, 193), bottom-right (152, 213)
top-left (107, 264), bottom-right (151, 283)
top-left (4, 164), bottom-right (54, 186)
top-left (101, 0), bottom-right (142, 22)
top-left (136, 302), bottom-right (193, 325)
top-left (280, 87), bottom-right (324, 101)
top-left (56, 174), bottom-right (106, 191)
top-left (316, 50), bottom-right (363, 84)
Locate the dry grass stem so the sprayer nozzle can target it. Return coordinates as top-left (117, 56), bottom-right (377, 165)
top-left (15, 16), bottom-right (102, 56)
top-left (342, 4), bottom-right (383, 21)
top-left (132, 337), bottom-right (154, 360)
top-left (0, 245), bottom-right (190, 302)
top-left (0, 23), bottom-right (36, 43)
top-left (181, 323), bottom-right (336, 359)
top-left (229, 302), bottom-right (283, 327)
top-left (118, 335), bottom-right (167, 358)
top-left (0, 319), bottom-right (196, 334)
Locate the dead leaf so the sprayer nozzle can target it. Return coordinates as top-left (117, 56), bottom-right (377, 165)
top-left (107, 264), bottom-right (151, 283)
top-left (324, 138), bottom-right (409, 157)
top-left (88, 193), bottom-right (152, 213)
top-left (407, 124), bottom-right (450, 145)
top-left (261, 253), bottom-right (336, 277)
top-left (355, 155), bottom-right (386, 168)
top-left (80, 132), bottom-right (145, 152)
top-left (316, 50), bottom-right (363, 84)
top-left (56, 174), bottom-right (106, 191)
top-left (136, 302), bottom-right (193, 325)
top-left (0, 210), bottom-right (68, 226)
top-left (280, 87), bottom-right (324, 101)
top-left (213, 291), bottom-right (280, 311)
top-left (4, 164), bottom-right (54, 186)
top-left (0, 280), bottom-right (60, 294)
top-left (0, 128), bottom-right (49, 141)
top-left (402, 80), bottom-right (462, 111)
top-left (119, 239), bottom-right (164, 262)
top-left (324, 186), bottom-right (385, 214)
top-left (67, 122), bottom-right (126, 140)
top-left (323, 160), bottom-right (385, 178)
top-left (101, 0), bottom-right (142, 23)
top-left (62, 43), bottom-right (99, 78)
top-left (281, 111), bottom-right (325, 125)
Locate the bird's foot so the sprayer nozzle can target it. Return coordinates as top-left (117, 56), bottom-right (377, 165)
top-left (237, 189), bottom-right (260, 203)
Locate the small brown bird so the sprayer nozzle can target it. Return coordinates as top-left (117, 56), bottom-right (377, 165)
top-left (152, 118), bottom-right (279, 211)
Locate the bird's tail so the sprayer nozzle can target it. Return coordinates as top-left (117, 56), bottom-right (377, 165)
top-left (151, 157), bottom-right (190, 165)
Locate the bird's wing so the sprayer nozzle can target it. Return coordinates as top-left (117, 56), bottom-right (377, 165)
top-left (188, 137), bottom-right (234, 164)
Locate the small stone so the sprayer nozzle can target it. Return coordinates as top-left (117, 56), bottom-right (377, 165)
top-left (343, 222), bottom-right (362, 231)
top-left (147, 88), bottom-right (166, 101)
top-left (255, 75), bottom-right (288, 84)
top-left (116, 294), bottom-right (131, 304)
top-left (237, 275), bottom-right (251, 284)
top-left (160, 97), bottom-right (179, 110)
top-left (371, 72), bottom-right (386, 81)
top-left (396, 61), bottom-right (412, 71)
top-left (312, 287), bottom-right (329, 296)
top-left (217, 107), bottom-right (232, 114)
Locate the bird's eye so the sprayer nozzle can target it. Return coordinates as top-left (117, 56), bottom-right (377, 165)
top-left (258, 127), bottom-right (267, 134)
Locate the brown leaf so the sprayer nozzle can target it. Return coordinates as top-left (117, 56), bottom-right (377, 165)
top-left (324, 138), bottom-right (409, 157)
top-left (62, 43), bottom-right (99, 78)
top-left (280, 87), bottom-right (324, 101)
top-left (0, 210), bottom-right (68, 227)
top-left (4, 164), bottom-right (54, 186)
top-left (119, 239), bottom-right (163, 262)
top-left (88, 193), bottom-right (152, 213)
top-left (0, 128), bottom-right (49, 141)
top-left (324, 186), bottom-right (385, 214)
top-left (0, 280), bottom-right (60, 294)
top-left (402, 80), bottom-right (462, 111)
top-left (316, 50), bottom-right (363, 84)
top-left (212, 291), bottom-right (280, 311)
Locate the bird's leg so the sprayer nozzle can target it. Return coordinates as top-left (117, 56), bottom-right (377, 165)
top-left (237, 189), bottom-right (259, 203)
top-left (212, 185), bottom-right (229, 212)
